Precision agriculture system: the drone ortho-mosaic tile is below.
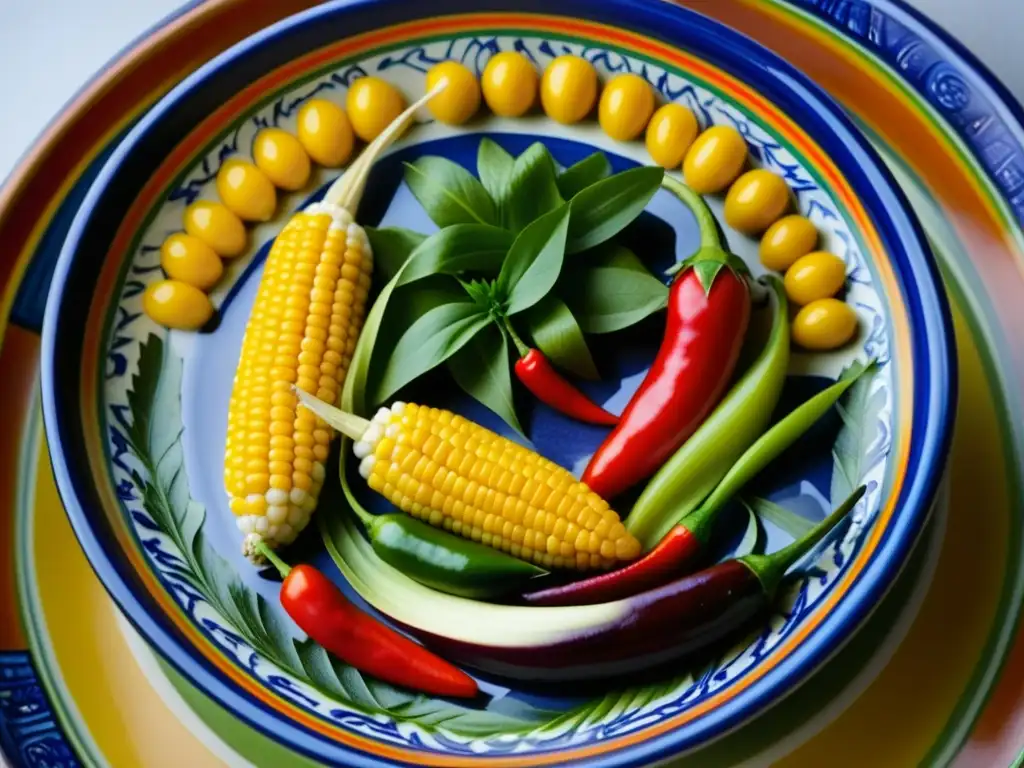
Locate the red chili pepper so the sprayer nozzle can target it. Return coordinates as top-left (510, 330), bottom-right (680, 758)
top-left (582, 177), bottom-right (749, 500)
top-left (514, 348), bottom-right (619, 426)
top-left (428, 487), bottom-right (864, 680)
top-left (522, 523), bottom-right (701, 606)
top-left (257, 543), bottom-right (478, 698)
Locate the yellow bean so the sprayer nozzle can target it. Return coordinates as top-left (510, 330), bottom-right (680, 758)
top-left (683, 125), bottom-right (747, 194)
top-left (784, 251), bottom-right (847, 305)
top-left (160, 233), bottom-right (223, 290)
top-left (143, 279), bottom-right (214, 330)
top-left (645, 104), bottom-right (699, 169)
top-left (481, 51), bottom-right (538, 117)
top-left (724, 169), bottom-right (791, 235)
top-left (426, 61), bottom-right (481, 125)
top-left (540, 55), bottom-right (597, 125)
top-left (792, 299), bottom-right (858, 350)
top-left (760, 214), bottom-right (817, 271)
top-left (598, 74), bottom-right (655, 141)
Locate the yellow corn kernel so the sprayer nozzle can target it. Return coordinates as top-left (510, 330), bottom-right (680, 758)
top-left (227, 205), bottom-right (371, 559)
top-left (354, 402), bottom-right (640, 570)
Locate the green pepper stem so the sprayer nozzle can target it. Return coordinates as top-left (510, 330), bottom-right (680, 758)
top-left (501, 317), bottom-right (531, 359)
top-left (741, 485), bottom-right (866, 596)
top-left (683, 360), bottom-right (875, 544)
top-left (661, 175), bottom-right (721, 250)
top-left (255, 541), bottom-right (292, 578)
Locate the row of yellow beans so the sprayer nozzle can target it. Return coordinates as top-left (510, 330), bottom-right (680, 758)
top-left (759, 217), bottom-right (858, 350)
top-left (663, 109), bottom-right (859, 351)
top-left (144, 76), bottom-right (409, 331)
top-left (392, 54), bottom-right (862, 353)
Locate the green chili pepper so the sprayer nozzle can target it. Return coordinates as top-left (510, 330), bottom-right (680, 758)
top-left (351, 506), bottom-right (547, 599)
top-left (681, 359), bottom-right (876, 541)
top-left (328, 263), bottom-right (546, 598)
top-left (626, 275), bottom-right (790, 551)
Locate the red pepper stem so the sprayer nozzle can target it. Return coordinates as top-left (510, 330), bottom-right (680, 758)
top-left (501, 317), bottom-right (531, 359)
top-left (254, 541), bottom-right (292, 579)
top-left (740, 484), bottom-right (866, 596)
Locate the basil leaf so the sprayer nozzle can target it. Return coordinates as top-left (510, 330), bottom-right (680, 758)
top-left (557, 153), bottom-right (611, 199)
top-left (365, 226), bottom-right (427, 281)
top-left (505, 142), bottom-right (564, 232)
top-left (447, 324), bottom-right (524, 436)
top-left (566, 166), bottom-right (664, 254)
top-left (392, 276), bottom-right (468, 326)
top-left (561, 245), bottom-right (669, 333)
top-left (477, 138), bottom-right (514, 218)
top-left (397, 224), bottom-right (512, 286)
top-left (522, 295), bottom-right (599, 380)
top-left (404, 157), bottom-right (498, 228)
top-left (373, 301), bottom-right (492, 404)
top-left (499, 204), bottom-right (571, 315)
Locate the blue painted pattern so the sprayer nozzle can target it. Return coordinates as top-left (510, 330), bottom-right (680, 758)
top-left (98, 33), bottom-right (893, 757)
top-left (0, 652), bottom-right (79, 768)
top-left (793, 0), bottom-right (1024, 223)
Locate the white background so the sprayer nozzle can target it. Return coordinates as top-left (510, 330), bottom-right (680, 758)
top-left (0, 0), bottom-right (1022, 183)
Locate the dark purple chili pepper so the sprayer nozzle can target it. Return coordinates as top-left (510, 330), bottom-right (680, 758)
top-left (418, 485), bottom-right (865, 681)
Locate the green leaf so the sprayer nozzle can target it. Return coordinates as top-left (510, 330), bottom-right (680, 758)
top-left (557, 152), bottom-right (611, 199)
top-left (731, 504), bottom-right (764, 558)
top-left (476, 138), bottom-right (514, 219)
top-left (387, 698), bottom-right (551, 736)
top-left (395, 224), bottom-right (512, 286)
top-left (522, 295), bottom-right (599, 380)
top-left (364, 226), bottom-right (427, 282)
top-left (403, 157), bottom-right (497, 228)
top-left (365, 276), bottom-right (466, 403)
top-left (345, 273), bottom-right (400, 416)
top-left (561, 245), bottom-right (669, 333)
top-left (125, 334), bottom-right (162, 455)
top-left (499, 204), bottom-right (571, 315)
top-left (743, 496), bottom-right (814, 539)
top-left (504, 142), bottom-right (564, 232)
top-left (294, 640), bottom-right (353, 701)
top-left (831, 363), bottom-right (883, 504)
top-left (566, 166), bottom-right (664, 254)
top-left (129, 328), bottom-right (562, 738)
top-left (373, 301), bottom-right (493, 403)
top-left (447, 324), bottom-right (524, 436)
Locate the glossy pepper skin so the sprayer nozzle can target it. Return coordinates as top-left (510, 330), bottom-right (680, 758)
top-left (425, 487), bottom-right (865, 681)
top-left (257, 544), bottom-right (478, 698)
top-left (523, 523), bottom-right (700, 606)
top-left (366, 513), bottom-right (547, 599)
top-left (514, 348), bottom-right (619, 426)
top-left (524, 361), bottom-right (875, 606)
top-left (582, 176), bottom-right (749, 500)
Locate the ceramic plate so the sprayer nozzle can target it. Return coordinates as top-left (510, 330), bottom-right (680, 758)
top-left (2, 0), bottom-right (1021, 766)
top-left (39, 0), bottom-right (952, 765)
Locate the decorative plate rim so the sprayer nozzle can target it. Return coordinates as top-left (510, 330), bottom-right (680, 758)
top-left (39, 0), bottom-right (956, 766)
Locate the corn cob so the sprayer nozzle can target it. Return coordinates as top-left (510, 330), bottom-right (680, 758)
top-left (230, 81), bottom-right (448, 562)
top-left (297, 392), bottom-right (642, 570)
